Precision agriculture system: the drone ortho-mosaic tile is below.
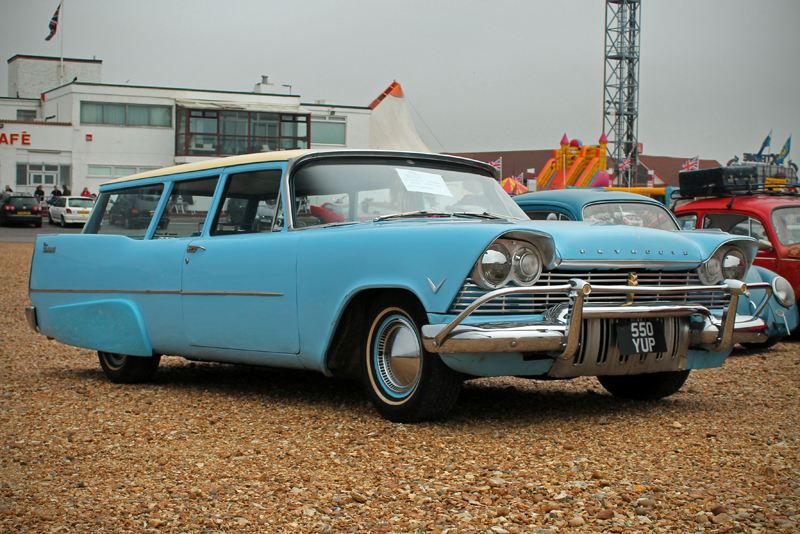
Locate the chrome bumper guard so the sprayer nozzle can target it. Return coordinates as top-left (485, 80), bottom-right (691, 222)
top-left (25, 306), bottom-right (39, 334)
top-left (422, 279), bottom-right (771, 359)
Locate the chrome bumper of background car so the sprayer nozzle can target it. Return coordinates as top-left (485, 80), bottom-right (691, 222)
top-left (422, 279), bottom-right (772, 358)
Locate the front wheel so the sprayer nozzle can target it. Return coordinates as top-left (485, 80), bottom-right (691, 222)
top-left (60, 215), bottom-right (66, 228)
top-left (598, 370), bottom-right (690, 400)
top-left (361, 296), bottom-right (462, 423)
top-left (48, 213), bottom-right (54, 225)
top-left (98, 351), bottom-right (161, 384)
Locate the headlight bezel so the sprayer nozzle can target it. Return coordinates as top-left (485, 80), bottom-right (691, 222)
top-left (472, 239), bottom-right (544, 290)
top-left (697, 245), bottom-right (750, 285)
top-left (772, 275), bottom-right (796, 308)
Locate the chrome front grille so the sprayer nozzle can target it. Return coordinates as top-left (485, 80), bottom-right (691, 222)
top-left (448, 271), bottom-right (730, 316)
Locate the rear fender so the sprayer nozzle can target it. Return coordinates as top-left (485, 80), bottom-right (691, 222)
top-left (48, 299), bottom-right (153, 356)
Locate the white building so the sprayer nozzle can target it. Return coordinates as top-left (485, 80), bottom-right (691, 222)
top-left (1, 54), bottom-right (428, 196)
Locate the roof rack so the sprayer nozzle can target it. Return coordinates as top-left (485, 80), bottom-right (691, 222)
top-left (678, 164), bottom-right (799, 198)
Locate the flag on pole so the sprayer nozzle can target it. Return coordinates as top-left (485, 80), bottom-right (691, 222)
top-left (489, 157), bottom-right (502, 175)
top-left (682, 156), bottom-right (699, 172)
top-left (513, 172), bottom-right (523, 183)
top-left (775, 136), bottom-right (792, 165)
top-left (755, 130), bottom-right (772, 162)
top-left (618, 157), bottom-right (631, 172)
top-left (45, 2), bottom-right (61, 41)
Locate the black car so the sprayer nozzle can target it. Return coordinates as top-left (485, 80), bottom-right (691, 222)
top-left (108, 193), bottom-right (164, 230)
top-left (0, 193), bottom-right (43, 227)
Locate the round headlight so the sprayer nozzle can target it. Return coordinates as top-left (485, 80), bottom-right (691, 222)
top-left (512, 246), bottom-right (542, 285)
top-left (772, 275), bottom-right (796, 308)
top-left (698, 256), bottom-right (722, 285)
top-left (477, 244), bottom-right (511, 288)
top-left (721, 249), bottom-right (748, 281)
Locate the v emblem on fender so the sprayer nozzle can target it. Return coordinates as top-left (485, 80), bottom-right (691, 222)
top-left (427, 277), bottom-right (446, 294)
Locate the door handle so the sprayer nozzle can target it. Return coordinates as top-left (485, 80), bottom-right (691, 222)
top-left (187, 245), bottom-right (206, 253)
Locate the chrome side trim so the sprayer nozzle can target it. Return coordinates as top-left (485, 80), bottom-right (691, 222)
top-left (25, 306), bottom-right (39, 334)
top-left (29, 289), bottom-right (283, 297)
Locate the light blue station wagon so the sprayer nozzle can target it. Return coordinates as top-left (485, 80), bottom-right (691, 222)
top-left (26, 150), bottom-right (776, 422)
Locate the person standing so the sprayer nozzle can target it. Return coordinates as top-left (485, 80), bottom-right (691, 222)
top-left (80, 187), bottom-right (91, 197)
top-left (62, 184), bottom-right (71, 196)
top-left (51, 185), bottom-right (62, 198)
top-left (3, 185), bottom-right (12, 193)
top-left (34, 185), bottom-right (45, 202)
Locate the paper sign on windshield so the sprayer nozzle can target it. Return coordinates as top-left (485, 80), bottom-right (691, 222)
top-left (396, 169), bottom-right (453, 197)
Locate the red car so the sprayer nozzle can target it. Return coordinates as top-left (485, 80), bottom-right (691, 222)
top-left (674, 188), bottom-right (800, 301)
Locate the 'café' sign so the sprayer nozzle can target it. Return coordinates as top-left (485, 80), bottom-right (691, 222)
top-left (0, 132), bottom-right (31, 145)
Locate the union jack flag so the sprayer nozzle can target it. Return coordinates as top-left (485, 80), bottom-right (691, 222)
top-left (682, 156), bottom-right (699, 172)
top-left (618, 157), bottom-right (631, 172)
top-left (513, 172), bottom-right (523, 182)
top-left (489, 157), bottom-right (502, 173)
top-left (45, 3), bottom-right (61, 41)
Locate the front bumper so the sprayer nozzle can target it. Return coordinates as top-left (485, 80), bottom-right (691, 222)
top-left (422, 279), bottom-right (772, 376)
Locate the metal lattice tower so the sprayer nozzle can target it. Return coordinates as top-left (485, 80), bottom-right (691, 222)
top-left (603, 0), bottom-right (641, 186)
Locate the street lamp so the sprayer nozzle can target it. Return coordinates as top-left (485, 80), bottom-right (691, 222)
top-left (283, 84), bottom-right (292, 95)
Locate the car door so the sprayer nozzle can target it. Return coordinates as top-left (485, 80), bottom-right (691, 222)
top-left (179, 166), bottom-right (301, 355)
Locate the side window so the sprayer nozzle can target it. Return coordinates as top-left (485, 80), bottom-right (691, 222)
top-left (703, 212), bottom-right (750, 233)
top-left (750, 219), bottom-right (769, 242)
top-left (155, 176), bottom-right (219, 238)
top-left (676, 213), bottom-right (697, 230)
top-left (524, 210), bottom-right (572, 221)
top-left (88, 184), bottom-right (165, 239)
top-left (211, 169), bottom-right (282, 236)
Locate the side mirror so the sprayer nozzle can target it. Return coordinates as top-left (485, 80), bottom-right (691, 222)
top-left (758, 239), bottom-right (774, 252)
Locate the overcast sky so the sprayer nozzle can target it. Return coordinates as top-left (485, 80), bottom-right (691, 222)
top-left (2, 0), bottom-right (799, 164)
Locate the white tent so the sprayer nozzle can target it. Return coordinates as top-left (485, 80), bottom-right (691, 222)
top-left (369, 82), bottom-right (431, 153)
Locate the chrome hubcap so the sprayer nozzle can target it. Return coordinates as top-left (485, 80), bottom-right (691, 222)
top-left (376, 317), bottom-right (422, 396)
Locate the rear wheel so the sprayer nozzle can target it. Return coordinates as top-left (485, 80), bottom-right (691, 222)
top-left (598, 370), bottom-right (690, 400)
top-left (361, 296), bottom-right (462, 423)
top-left (98, 352), bottom-right (161, 384)
top-left (35, 220), bottom-right (42, 228)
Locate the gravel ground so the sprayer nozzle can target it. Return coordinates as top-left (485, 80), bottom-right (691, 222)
top-left (1, 241), bottom-right (799, 534)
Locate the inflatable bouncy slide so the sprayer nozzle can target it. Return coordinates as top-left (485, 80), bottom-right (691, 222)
top-left (537, 133), bottom-right (611, 190)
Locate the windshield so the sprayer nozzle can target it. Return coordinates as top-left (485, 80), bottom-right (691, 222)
top-left (292, 159), bottom-right (526, 228)
top-left (582, 201), bottom-right (679, 230)
top-left (771, 206), bottom-right (800, 246)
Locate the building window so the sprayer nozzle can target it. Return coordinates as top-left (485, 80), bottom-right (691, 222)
top-left (175, 107), bottom-right (310, 157)
top-left (311, 116), bottom-right (346, 145)
top-left (16, 109), bottom-right (36, 121)
top-left (87, 165), bottom-right (161, 179)
top-left (17, 163), bottom-right (70, 187)
top-left (80, 102), bottom-right (173, 127)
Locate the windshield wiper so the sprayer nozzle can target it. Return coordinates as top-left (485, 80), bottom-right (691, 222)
top-left (374, 210), bottom-right (452, 222)
top-left (452, 211), bottom-right (507, 220)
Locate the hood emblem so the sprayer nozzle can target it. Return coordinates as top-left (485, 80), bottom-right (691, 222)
top-left (623, 272), bottom-right (638, 306)
top-left (42, 243), bottom-right (56, 254)
top-left (427, 277), bottom-right (446, 294)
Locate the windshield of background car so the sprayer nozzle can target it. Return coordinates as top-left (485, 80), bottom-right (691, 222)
top-left (291, 159), bottom-right (526, 228)
top-left (771, 207), bottom-right (800, 246)
top-left (582, 202), bottom-right (679, 230)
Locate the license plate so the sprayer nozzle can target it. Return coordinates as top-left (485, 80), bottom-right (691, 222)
top-left (18, 211), bottom-right (31, 215)
top-left (79, 211), bottom-right (90, 214)
top-left (616, 319), bottom-right (667, 355)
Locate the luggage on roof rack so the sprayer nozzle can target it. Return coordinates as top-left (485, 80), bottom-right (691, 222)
top-left (679, 165), bottom-right (798, 197)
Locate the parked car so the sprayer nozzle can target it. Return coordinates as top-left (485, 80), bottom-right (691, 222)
top-left (26, 150), bottom-right (777, 422)
top-left (107, 190), bottom-right (164, 230)
top-left (514, 188), bottom-right (799, 347)
top-left (674, 190), bottom-right (800, 305)
top-left (0, 193), bottom-right (42, 227)
top-left (47, 195), bottom-right (95, 227)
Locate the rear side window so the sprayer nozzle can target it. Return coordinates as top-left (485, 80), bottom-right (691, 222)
top-left (211, 169), bottom-right (282, 235)
top-left (85, 184), bottom-right (165, 239)
top-left (154, 176), bottom-right (220, 238)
